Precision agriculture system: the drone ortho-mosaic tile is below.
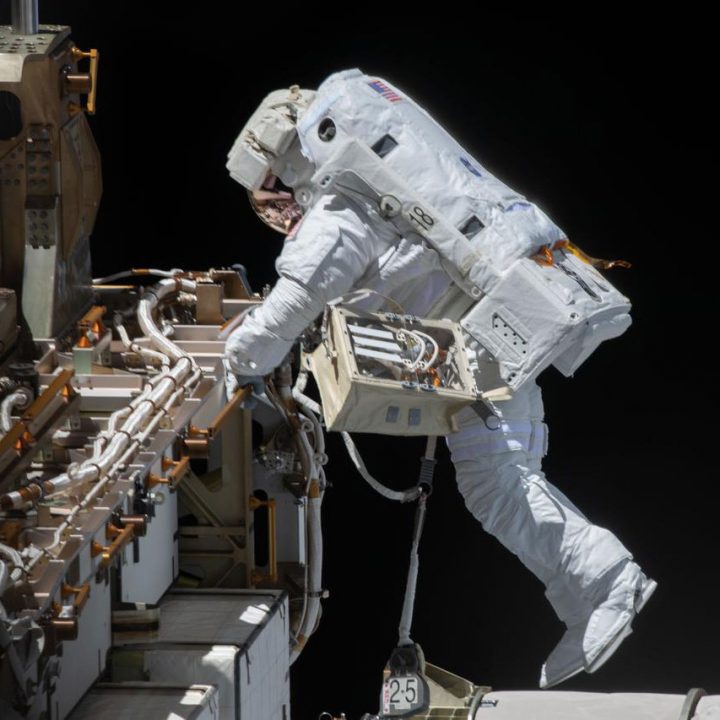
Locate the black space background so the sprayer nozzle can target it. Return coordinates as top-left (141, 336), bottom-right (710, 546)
top-left (2, 3), bottom-right (717, 718)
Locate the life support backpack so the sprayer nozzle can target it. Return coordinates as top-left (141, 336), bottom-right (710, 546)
top-left (294, 68), bottom-right (631, 391)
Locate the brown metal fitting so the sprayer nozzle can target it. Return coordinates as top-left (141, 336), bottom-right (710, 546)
top-left (162, 455), bottom-right (182, 472)
top-left (146, 472), bottom-right (169, 489)
top-left (188, 425), bottom-right (209, 438)
top-left (21, 484), bottom-right (42, 503)
top-left (69, 46), bottom-right (99, 114)
top-left (64, 73), bottom-right (92, 95)
top-left (119, 514), bottom-right (148, 537)
top-left (183, 388), bottom-right (251, 458)
top-left (23, 369), bottom-right (75, 422)
top-left (188, 386), bottom-right (251, 441)
top-left (91, 522), bottom-right (135, 567)
top-left (248, 496), bottom-right (270, 512)
top-left (61, 582), bottom-right (91, 614)
top-left (183, 437), bottom-right (209, 459)
top-left (0, 370), bottom-right (76, 476)
top-left (50, 617), bottom-right (79, 641)
top-left (91, 320), bottom-right (105, 336)
top-left (147, 456), bottom-right (189, 493)
top-left (1, 483), bottom-right (45, 509)
top-left (164, 456), bottom-right (190, 487)
top-left (106, 522), bottom-right (124, 539)
top-left (249, 496), bottom-right (278, 583)
top-left (77, 306), bottom-right (106, 340)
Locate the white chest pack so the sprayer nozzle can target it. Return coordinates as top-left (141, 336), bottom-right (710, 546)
top-left (294, 68), bottom-right (631, 392)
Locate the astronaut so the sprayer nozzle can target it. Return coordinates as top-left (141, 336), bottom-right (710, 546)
top-left (224, 69), bottom-right (656, 688)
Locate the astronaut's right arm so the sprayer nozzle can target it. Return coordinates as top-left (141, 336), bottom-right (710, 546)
top-left (224, 275), bottom-right (321, 378)
top-left (225, 193), bottom-right (395, 379)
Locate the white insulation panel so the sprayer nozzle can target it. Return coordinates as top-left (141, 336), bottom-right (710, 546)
top-left (114, 589), bottom-right (289, 720)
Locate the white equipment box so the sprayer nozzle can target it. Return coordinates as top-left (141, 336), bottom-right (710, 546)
top-left (69, 683), bottom-right (219, 720)
top-left (111, 589), bottom-right (289, 720)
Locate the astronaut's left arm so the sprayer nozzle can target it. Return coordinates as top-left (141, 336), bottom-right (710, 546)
top-left (225, 193), bottom-right (394, 379)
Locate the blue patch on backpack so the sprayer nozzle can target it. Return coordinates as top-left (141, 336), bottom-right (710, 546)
top-left (459, 157), bottom-right (483, 177)
top-left (505, 201), bottom-right (532, 212)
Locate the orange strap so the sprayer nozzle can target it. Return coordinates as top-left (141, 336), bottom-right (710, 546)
top-left (532, 246), bottom-right (554, 266)
top-left (531, 238), bottom-right (631, 270)
top-left (553, 239), bottom-right (631, 270)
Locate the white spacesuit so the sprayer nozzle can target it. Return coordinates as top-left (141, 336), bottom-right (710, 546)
top-left (224, 69), bottom-right (656, 688)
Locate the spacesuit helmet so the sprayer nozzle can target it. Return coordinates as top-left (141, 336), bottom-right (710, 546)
top-left (226, 84), bottom-right (316, 234)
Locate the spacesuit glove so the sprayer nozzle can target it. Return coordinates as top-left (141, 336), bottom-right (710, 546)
top-left (223, 358), bottom-right (265, 409)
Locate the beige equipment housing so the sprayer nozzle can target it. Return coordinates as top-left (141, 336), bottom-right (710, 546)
top-left (305, 306), bottom-right (504, 436)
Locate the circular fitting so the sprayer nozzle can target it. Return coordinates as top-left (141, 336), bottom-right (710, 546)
top-left (317, 118), bottom-right (337, 142)
top-left (15, 385), bottom-right (34, 410)
top-left (295, 186), bottom-right (313, 206)
top-left (149, 490), bottom-right (166, 506)
top-left (378, 194), bottom-right (401, 219)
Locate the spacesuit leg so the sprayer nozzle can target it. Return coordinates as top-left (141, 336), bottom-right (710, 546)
top-left (445, 380), bottom-right (651, 686)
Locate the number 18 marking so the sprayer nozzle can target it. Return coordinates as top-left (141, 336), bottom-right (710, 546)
top-left (407, 204), bottom-right (436, 233)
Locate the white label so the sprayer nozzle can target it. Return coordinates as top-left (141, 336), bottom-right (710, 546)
top-left (382, 676), bottom-right (420, 714)
top-left (403, 202), bottom-right (436, 237)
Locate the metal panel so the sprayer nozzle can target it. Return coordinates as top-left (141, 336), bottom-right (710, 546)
top-left (112, 590), bottom-right (289, 720)
top-left (50, 573), bottom-right (112, 720)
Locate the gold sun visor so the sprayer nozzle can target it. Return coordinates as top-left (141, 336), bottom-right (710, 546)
top-left (248, 174), bottom-right (303, 235)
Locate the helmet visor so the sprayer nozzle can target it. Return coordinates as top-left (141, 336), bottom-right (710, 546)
top-left (248, 173), bottom-right (303, 235)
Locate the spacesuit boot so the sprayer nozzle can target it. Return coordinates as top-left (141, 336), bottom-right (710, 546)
top-left (539, 558), bottom-right (657, 688)
top-left (445, 380), bottom-right (653, 688)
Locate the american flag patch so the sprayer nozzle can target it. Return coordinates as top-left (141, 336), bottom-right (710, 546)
top-left (368, 80), bottom-right (403, 102)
